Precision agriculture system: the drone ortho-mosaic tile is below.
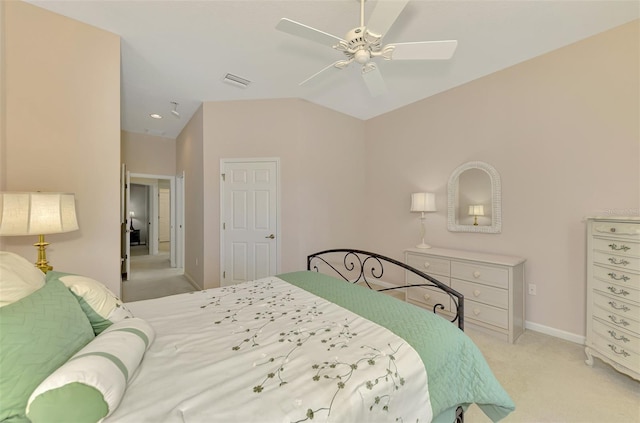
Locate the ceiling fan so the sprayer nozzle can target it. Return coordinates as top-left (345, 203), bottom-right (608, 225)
top-left (276, 0), bottom-right (458, 97)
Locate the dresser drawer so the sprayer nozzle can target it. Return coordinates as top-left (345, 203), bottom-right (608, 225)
top-left (407, 286), bottom-right (451, 312)
top-left (592, 278), bottom-right (640, 304)
top-left (451, 278), bottom-right (508, 309)
top-left (593, 306), bottom-right (640, 336)
top-left (590, 330), bottom-right (640, 373)
top-left (592, 222), bottom-right (640, 239)
top-left (592, 265), bottom-right (639, 288)
top-left (593, 291), bottom-right (639, 322)
top-left (593, 251), bottom-right (640, 272)
top-left (592, 237), bottom-right (640, 258)
top-left (405, 253), bottom-right (450, 277)
top-left (592, 319), bottom-right (640, 355)
top-left (451, 262), bottom-right (509, 289)
top-left (466, 299), bottom-right (509, 329)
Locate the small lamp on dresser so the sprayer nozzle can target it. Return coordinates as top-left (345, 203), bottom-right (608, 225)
top-left (0, 192), bottom-right (79, 273)
top-left (410, 192), bottom-right (436, 249)
top-left (468, 205), bottom-right (484, 226)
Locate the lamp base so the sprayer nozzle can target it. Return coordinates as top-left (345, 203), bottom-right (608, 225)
top-left (34, 235), bottom-right (53, 273)
top-left (416, 242), bottom-right (432, 249)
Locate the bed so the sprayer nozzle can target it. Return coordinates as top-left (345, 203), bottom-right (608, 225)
top-left (0, 249), bottom-right (514, 423)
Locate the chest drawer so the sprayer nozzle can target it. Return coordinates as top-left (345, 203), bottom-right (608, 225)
top-left (407, 286), bottom-right (451, 313)
top-left (592, 278), bottom-right (640, 304)
top-left (590, 330), bottom-right (640, 372)
top-left (451, 262), bottom-right (509, 289)
top-left (593, 237), bottom-right (640, 258)
top-left (405, 253), bottom-right (450, 277)
top-left (593, 306), bottom-right (640, 335)
top-left (593, 251), bottom-right (640, 272)
top-left (466, 299), bottom-right (509, 329)
top-left (592, 319), bottom-right (640, 355)
top-left (592, 265), bottom-right (639, 288)
top-left (593, 291), bottom-right (639, 322)
top-left (592, 222), bottom-right (640, 239)
top-left (451, 279), bottom-right (508, 309)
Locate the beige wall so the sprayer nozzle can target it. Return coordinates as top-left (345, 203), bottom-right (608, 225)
top-left (1, 1), bottom-right (121, 294)
top-left (364, 20), bottom-right (639, 337)
top-left (121, 130), bottom-right (176, 176)
top-left (195, 99), bottom-right (365, 289)
top-left (176, 105), bottom-right (204, 287)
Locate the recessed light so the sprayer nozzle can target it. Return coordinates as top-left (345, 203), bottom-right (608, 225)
top-left (150, 113), bottom-right (162, 119)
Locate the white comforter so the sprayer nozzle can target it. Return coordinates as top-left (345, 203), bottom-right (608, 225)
top-left (108, 277), bottom-right (432, 423)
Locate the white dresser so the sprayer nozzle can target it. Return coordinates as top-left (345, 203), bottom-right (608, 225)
top-left (405, 248), bottom-right (526, 343)
top-left (585, 217), bottom-right (640, 380)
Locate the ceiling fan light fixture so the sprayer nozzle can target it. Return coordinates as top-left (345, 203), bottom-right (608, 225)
top-left (223, 73), bottom-right (252, 88)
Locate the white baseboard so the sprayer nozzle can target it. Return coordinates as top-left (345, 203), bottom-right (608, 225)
top-left (525, 321), bottom-right (585, 345)
top-left (182, 272), bottom-right (202, 291)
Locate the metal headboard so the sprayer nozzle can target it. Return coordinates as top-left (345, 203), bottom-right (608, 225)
top-left (307, 249), bottom-right (464, 330)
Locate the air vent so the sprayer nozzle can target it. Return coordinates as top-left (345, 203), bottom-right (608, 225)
top-left (222, 73), bottom-right (251, 88)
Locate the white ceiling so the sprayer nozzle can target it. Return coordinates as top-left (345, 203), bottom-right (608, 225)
top-left (28, 1), bottom-right (639, 139)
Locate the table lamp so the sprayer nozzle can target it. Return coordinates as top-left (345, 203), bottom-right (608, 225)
top-left (410, 192), bottom-right (436, 249)
top-left (0, 192), bottom-right (79, 273)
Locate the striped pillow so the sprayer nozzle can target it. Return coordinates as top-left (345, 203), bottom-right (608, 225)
top-left (26, 318), bottom-right (155, 423)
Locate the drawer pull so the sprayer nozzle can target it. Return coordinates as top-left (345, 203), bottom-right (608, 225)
top-left (423, 293), bottom-right (431, 301)
top-left (473, 271), bottom-right (481, 279)
top-left (607, 286), bottom-right (630, 296)
top-left (473, 309), bottom-right (481, 316)
top-left (424, 262), bottom-right (431, 269)
top-left (607, 272), bottom-right (630, 282)
top-left (608, 243), bottom-right (630, 252)
top-left (608, 301), bottom-right (630, 312)
top-left (607, 344), bottom-right (630, 357)
top-left (473, 290), bottom-right (481, 297)
top-left (608, 257), bottom-right (630, 266)
top-left (608, 315), bottom-right (630, 327)
top-left (608, 330), bottom-right (630, 343)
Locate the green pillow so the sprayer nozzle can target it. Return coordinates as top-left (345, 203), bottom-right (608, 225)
top-left (0, 279), bottom-right (95, 421)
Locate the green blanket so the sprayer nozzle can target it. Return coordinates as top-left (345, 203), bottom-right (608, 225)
top-left (278, 271), bottom-right (515, 422)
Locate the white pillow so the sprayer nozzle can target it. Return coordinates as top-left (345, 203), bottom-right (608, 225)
top-left (58, 274), bottom-right (134, 334)
top-left (26, 318), bottom-right (155, 423)
top-left (0, 251), bottom-right (45, 307)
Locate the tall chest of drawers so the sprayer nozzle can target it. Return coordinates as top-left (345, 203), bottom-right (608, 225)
top-left (585, 217), bottom-right (640, 380)
top-left (405, 248), bottom-right (526, 343)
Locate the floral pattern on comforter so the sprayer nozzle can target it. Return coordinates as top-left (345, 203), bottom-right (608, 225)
top-left (109, 277), bottom-right (431, 423)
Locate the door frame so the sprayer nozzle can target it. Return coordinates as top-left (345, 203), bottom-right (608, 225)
top-left (129, 172), bottom-right (182, 269)
top-left (219, 157), bottom-right (281, 284)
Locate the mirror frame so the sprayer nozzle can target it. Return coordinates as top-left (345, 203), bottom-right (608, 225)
top-left (447, 161), bottom-right (502, 233)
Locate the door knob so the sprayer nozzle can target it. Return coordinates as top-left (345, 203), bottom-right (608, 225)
top-left (265, 234), bottom-right (275, 239)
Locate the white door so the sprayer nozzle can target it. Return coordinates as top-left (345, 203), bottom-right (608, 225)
top-left (221, 159), bottom-right (279, 286)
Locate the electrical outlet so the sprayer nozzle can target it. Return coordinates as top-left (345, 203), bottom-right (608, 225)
top-left (195, 257), bottom-right (199, 266)
top-left (528, 284), bottom-right (537, 295)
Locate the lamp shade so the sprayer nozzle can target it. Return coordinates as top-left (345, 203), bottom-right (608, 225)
top-left (410, 192), bottom-right (436, 213)
top-left (468, 205), bottom-right (484, 216)
top-left (0, 192), bottom-right (79, 236)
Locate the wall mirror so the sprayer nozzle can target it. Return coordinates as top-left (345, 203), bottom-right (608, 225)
top-left (447, 161), bottom-right (502, 233)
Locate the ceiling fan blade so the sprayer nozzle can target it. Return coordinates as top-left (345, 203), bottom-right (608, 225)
top-left (366, 0), bottom-right (409, 37)
top-left (276, 18), bottom-right (344, 48)
top-left (389, 40), bottom-right (458, 60)
top-left (361, 64), bottom-right (387, 97)
top-left (299, 60), bottom-right (352, 86)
